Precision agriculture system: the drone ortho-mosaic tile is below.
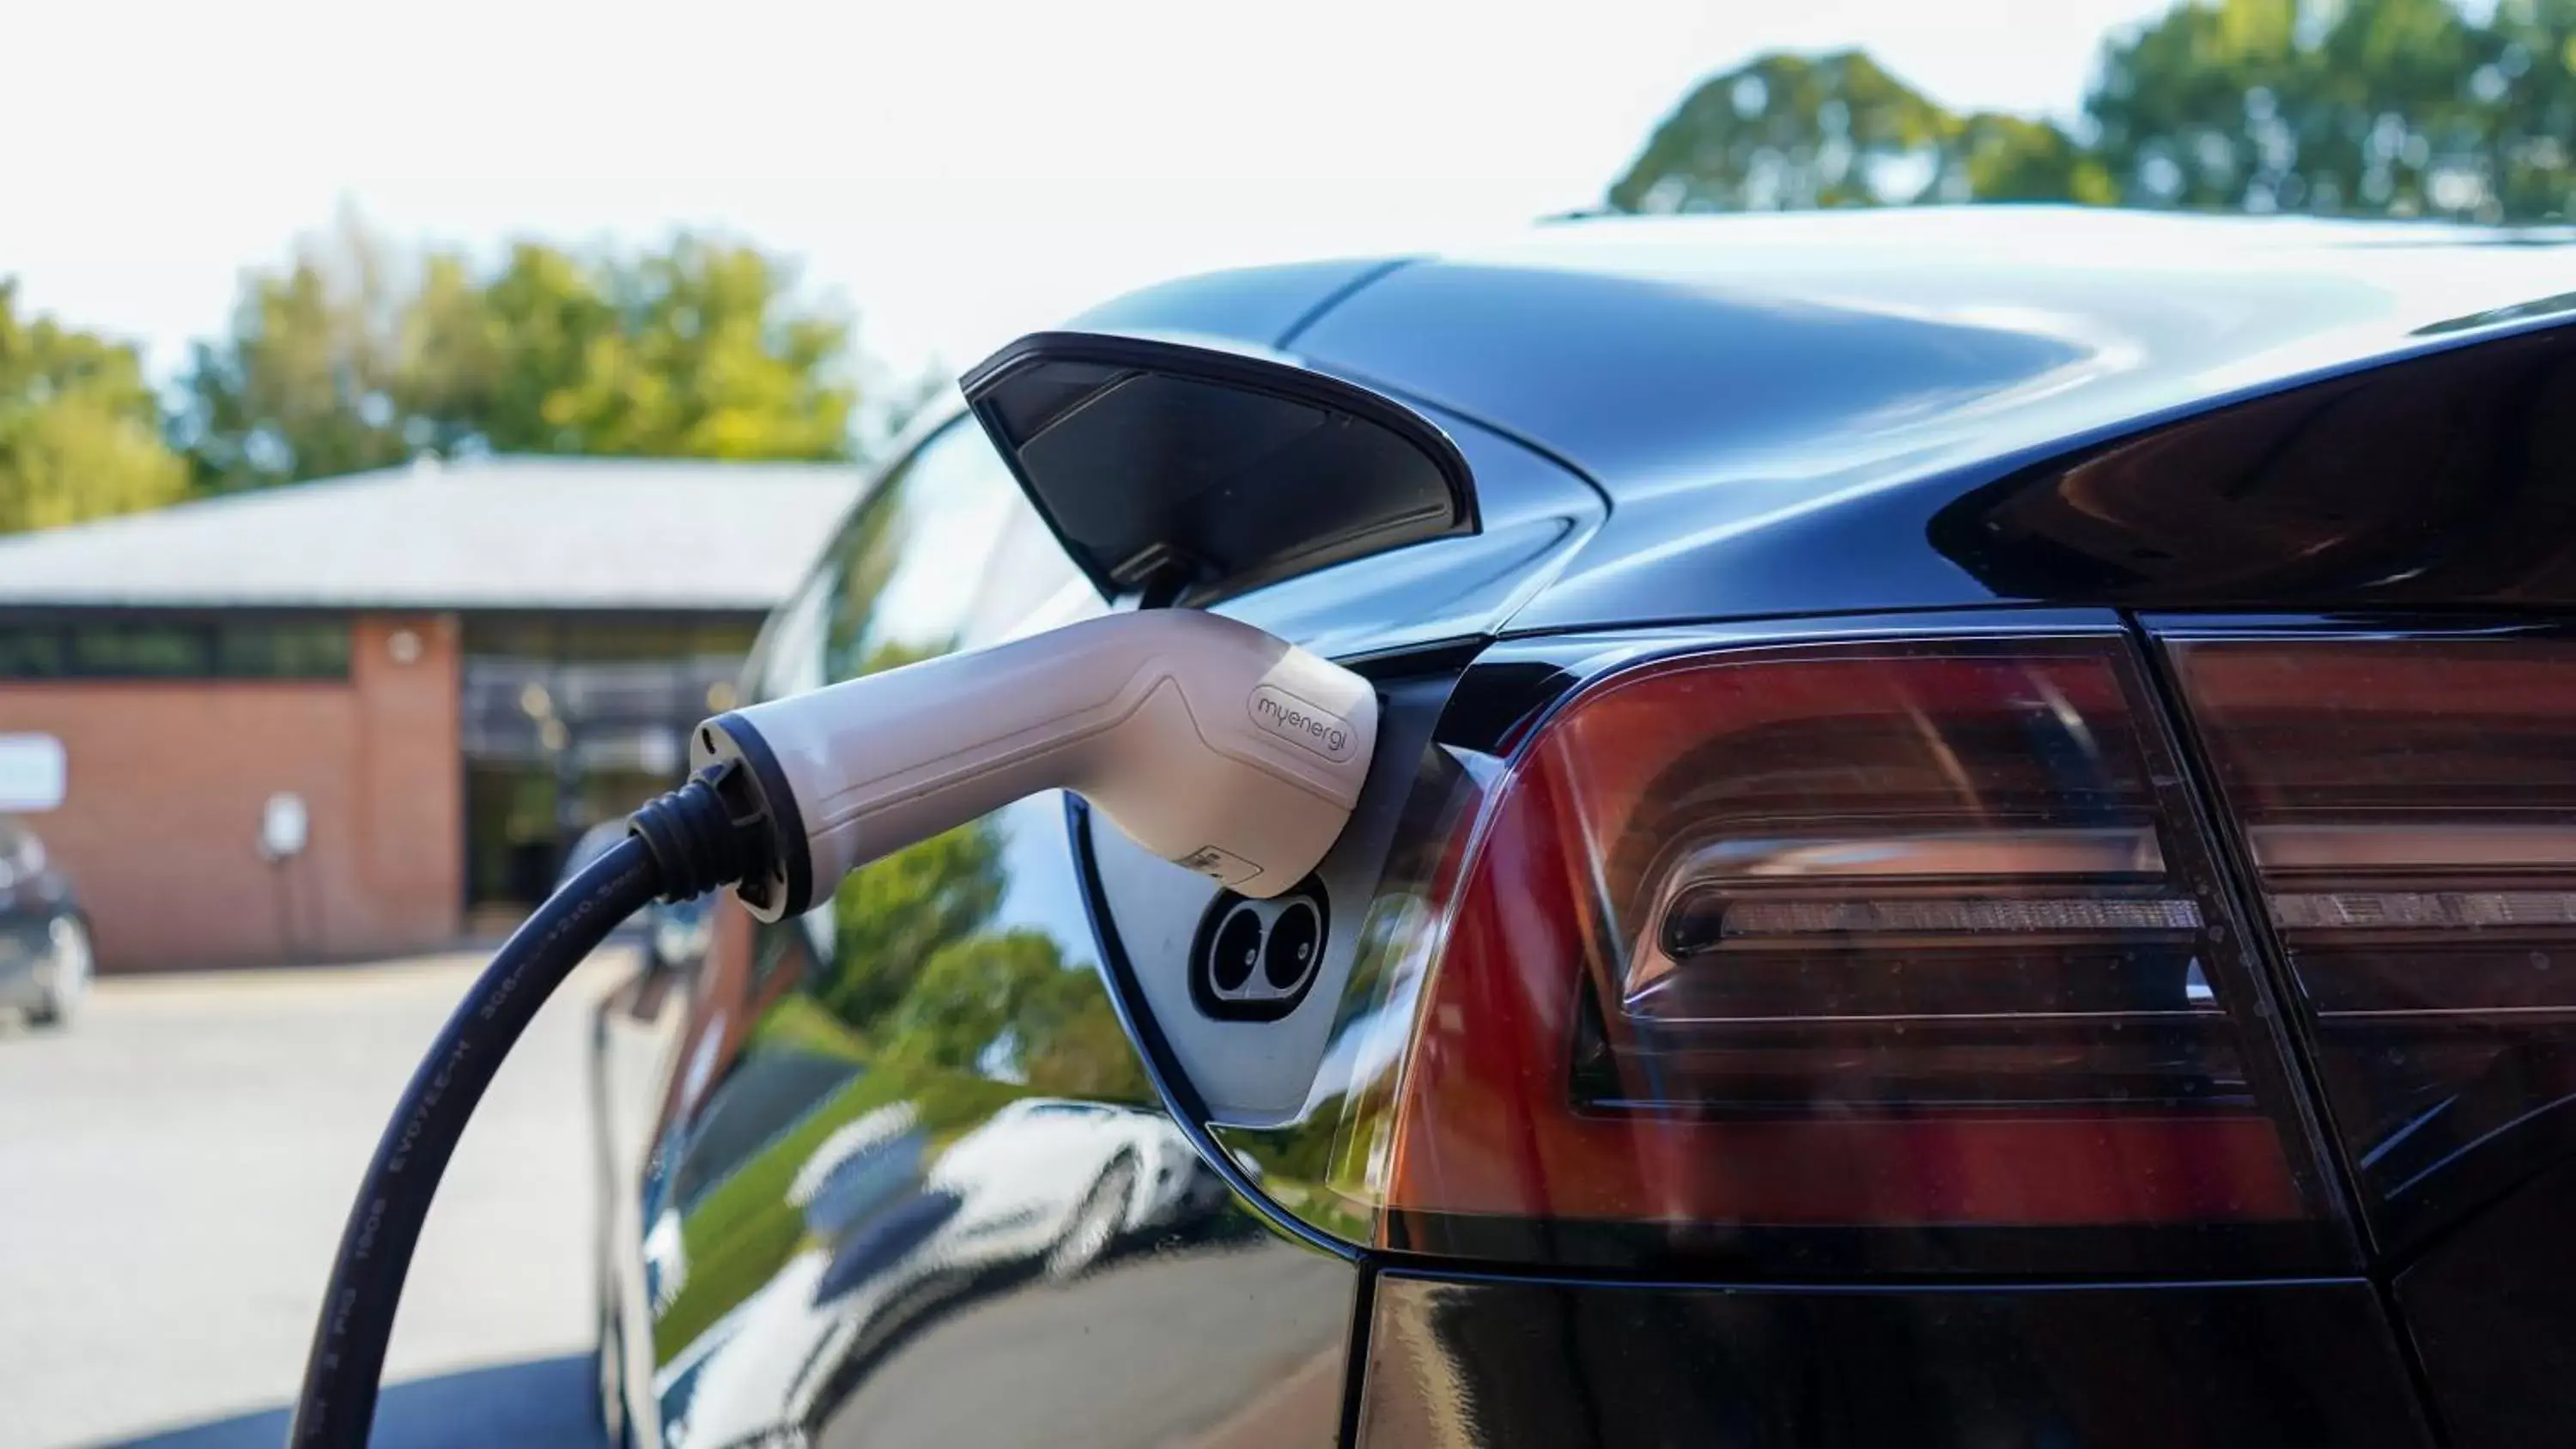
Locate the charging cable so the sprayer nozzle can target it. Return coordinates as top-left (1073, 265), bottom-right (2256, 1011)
top-left (288, 608), bottom-right (1379, 1446)
top-left (289, 773), bottom-right (752, 1446)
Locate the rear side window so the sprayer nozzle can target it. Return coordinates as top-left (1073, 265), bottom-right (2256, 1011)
top-left (753, 419), bottom-right (1083, 706)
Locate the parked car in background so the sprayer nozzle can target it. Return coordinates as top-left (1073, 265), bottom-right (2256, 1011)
top-left (0, 816), bottom-right (90, 1028)
top-left (596, 210), bottom-right (2576, 1449)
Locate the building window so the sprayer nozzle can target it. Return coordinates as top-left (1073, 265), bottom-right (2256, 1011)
top-left (0, 617), bottom-right (353, 681)
top-left (458, 613), bottom-right (766, 906)
top-left (70, 623), bottom-right (212, 677)
top-left (214, 621), bottom-right (355, 678)
top-left (0, 631), bottom-right (66, 678)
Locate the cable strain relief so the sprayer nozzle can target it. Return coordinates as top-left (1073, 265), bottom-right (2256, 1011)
top-left (626, 765), bottom-right (761, 902)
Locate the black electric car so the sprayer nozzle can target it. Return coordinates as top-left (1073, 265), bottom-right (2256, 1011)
top-left (593, 209), bottom-right (2576, 1449)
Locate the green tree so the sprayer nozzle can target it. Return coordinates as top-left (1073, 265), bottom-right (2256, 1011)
top-left (0, 281), bottom-right (190, 533)
top-left (494, 237), bottom-right (854, 459)
top-left (811, 813), bottom-right (1151, 1104)
top-left (1959, 113), bottom-right (2116, 203)
top-left (2487, 0), bottom-right (2576, 219)
top-left (2087, 0), bottom-right (2508, 215)
top-left (177, 215), bottom-right (422, 492)
top-left (179, 215), bottom-right (862, 491)
top-left (874, 926), bottom-right (1151, 1102)
top-left (1608, 52), bottom-right (2111, 214)
top-left (1610, 0), bottom-right (2576, 222)
top-left (821, 822), bottom-right (1008, 1034)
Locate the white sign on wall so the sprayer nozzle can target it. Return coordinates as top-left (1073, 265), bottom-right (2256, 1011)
top-left (261, 791), bottom-right (310, 860)
top-left (0, 735), bottom-right (67, 813)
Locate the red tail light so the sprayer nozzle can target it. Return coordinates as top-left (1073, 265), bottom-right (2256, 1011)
top-left (2163, 634), bottom-right (2576, 1249)
top-left (1370, 634), bottom-right (2344, 1272)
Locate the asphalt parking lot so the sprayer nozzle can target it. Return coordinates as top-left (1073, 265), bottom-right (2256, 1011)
top-left (0, 949), bottom-right (666, 1449)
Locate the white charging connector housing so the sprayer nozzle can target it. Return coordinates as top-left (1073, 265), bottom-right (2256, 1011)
top-left (692, 609), bottom-right (1379, 921)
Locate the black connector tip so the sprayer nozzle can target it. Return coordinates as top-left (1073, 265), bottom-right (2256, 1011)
top-left (626, 764), bottom-right (768, 902)
top-left (687, 713), bottom-right (812, 922)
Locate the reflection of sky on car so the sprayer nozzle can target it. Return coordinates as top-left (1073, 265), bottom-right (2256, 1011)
top-left (991, 796), bottom-right (1098, 977)
top-left (1302, 997), bottom-right (1413, 1119)
top-left (864, 436), bottom-right (1024, 653)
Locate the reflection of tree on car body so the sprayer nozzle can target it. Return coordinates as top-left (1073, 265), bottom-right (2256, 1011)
top-left (605, 404), bottom-right (1343, 1449)
top-left (643, 791), bottom-right (1196, 1446)
top-left (647, 809), bottom-right (1158, 1329)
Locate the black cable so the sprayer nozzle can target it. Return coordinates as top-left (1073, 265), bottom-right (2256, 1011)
top-left (289, 766), bottom-right (769, 1447)
top-left (288, 836), bottom-right (659, 1447)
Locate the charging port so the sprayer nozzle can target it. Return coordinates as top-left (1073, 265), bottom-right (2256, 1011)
top-left (1190, 882), bottom-right (1328, 1021)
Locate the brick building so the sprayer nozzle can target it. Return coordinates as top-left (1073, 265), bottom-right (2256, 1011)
top-left (0, 457), bottom-right (860, 973)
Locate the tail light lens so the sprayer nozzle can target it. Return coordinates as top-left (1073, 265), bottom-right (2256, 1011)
top-left (2164, 634), bottom-right (2576, 1250)
top-left (1328, 633), bottom-right (2346, 1275)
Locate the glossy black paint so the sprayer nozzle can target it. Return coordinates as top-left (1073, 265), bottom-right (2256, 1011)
top-left (1066, 255), bottom-right (1410, 349)
top-left (1279, 211), bottom-right (2576, 633)
top-left (1044, 213), bottom-right (2576, 647)
top-left (1358, 1273), bottom-right (2433, 1449)
top-left (2397, 1155), bottom-right (2576, 1449)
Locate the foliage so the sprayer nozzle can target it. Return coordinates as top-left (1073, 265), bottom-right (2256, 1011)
top-left (1609, 52), bottom-right (2113, 212)
top-left (819, 818), bottom-right (1151, 1103)
top-left (881, 929), bottom-right (1084, 1072)
top-left (0, 282), bottom-right (191, 533)
top-left (177, 213), bottom-right (862, 493)
top-left (820, 824), bottom-right (1009, 1033)
top-left (656, 802), bottom-right (1152, 1359)
top-left (1611, 0), bottom-right (2576, 221)
top-left (748, 991), bottom-right (876, 1062)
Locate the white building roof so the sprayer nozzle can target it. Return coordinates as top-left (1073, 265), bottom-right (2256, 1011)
top-left (0, 456), bottom-right (867, 613)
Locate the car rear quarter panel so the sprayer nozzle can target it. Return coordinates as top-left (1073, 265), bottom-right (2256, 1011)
top-left (613, 416), bottom-right (1358, 1449)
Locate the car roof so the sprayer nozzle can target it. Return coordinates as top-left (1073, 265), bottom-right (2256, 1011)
top-left (1065, 209), bottom-right (2576, 630)
top-left (1272, 209), bottom-right (2573, 492)
top-left (1078, 209), bottom-right (2573, 489)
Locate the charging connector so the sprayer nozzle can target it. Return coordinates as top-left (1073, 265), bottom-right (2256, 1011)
top-left (696, 607), bottom-right (1378, 918)
top-left (289, 608), bottom-right (1379, 1447)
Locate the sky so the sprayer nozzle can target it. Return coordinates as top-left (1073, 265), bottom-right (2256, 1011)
top-left (4, 0), bottom-right (2172, 391)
